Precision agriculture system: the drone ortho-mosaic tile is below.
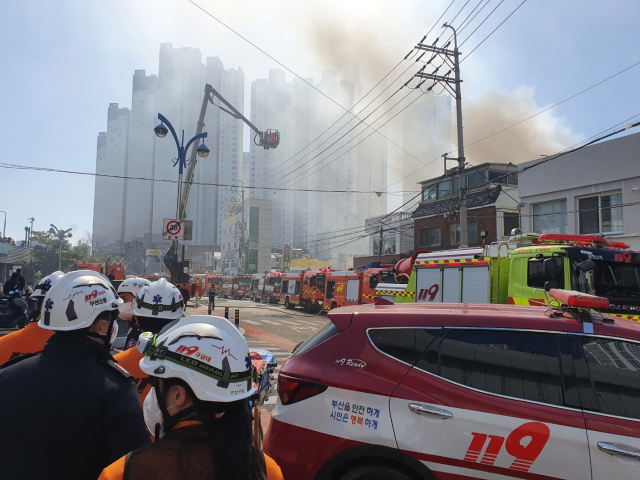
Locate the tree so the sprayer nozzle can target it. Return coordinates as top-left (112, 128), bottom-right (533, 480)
top-left (80, 230), bottom-right (112, 257)
top-left (30, 231), bottom-right (87, 276)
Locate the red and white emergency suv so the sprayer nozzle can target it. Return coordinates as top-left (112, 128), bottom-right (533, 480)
top-left (264, 291), bottom-right (640, 480)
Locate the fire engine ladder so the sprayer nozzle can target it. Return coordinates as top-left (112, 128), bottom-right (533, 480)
top-left (489, 242), bottom-right (510, 304)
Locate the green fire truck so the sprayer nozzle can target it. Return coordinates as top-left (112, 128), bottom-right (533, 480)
top-left (375, 232), bottom-right (640, 322)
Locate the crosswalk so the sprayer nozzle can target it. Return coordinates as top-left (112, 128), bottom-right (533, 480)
top-left (246, 338), bottom-right (293, 410)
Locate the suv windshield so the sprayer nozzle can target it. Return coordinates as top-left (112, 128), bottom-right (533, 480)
top-left (571, 260), bottom-right (640, 298)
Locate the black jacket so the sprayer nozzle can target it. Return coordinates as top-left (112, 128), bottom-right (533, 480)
top-left (0, 332), bottom-right (151, 480)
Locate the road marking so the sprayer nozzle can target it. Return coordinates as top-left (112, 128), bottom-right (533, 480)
top-left (261, 320), bottom-right (282, 325)
top-left (277, 319), bottom-right (299, 325)
top-left (241, 319), bottom-right (262, 325)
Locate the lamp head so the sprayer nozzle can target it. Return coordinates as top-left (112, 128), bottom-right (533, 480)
top-left (48, 228), bottom-right (55, 234)
top-left (196, 143), bottom-right (210, 158)
top-left (154, 123), bottom-right (169, 138)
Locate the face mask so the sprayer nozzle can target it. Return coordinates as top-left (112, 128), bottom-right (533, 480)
top-left (143, 386), bottom-right (176, 438)
top-left (118, 302), bottom-right (134, 321)
top-left (109, 320), bottom-right (118, 346)
top-left (143, 387), bottom-right (165, 438)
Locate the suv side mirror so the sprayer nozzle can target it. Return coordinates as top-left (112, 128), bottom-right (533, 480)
top-left (543, 258), bottom-right (557, 280)
top-left (578, 259), bottom-right (596, 272)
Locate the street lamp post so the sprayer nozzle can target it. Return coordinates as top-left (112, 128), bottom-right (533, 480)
top-left (0, 211), bottom-right (6, 239)
top-left (154, 114), bottom-right (210, 284)
top-left (49, 224), bottom-right (73, 271)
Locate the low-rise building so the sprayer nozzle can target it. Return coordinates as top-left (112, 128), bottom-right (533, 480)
top-left (412, 163), bottom-right (520, 251)
top-left (518, 131), bottom-right (640, 249)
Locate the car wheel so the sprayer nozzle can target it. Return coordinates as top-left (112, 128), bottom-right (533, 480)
top-left (331, 302), bottom-right (338, 310)
top-left (338, 465), bottom-right (417, 480)
top-left (304, 299), bottom-right (312, 313)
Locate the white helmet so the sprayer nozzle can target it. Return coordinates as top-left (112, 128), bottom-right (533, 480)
top-left (39, 270), bottom-right (122, 331)
top-left (117, 277), bottom-right (151, 297)
top-left (31, 271), bottom-right (65, 299)
top-left (133, 278), bottom-right (184, 320)
top-left (137, 315), bottom-right (255, 403)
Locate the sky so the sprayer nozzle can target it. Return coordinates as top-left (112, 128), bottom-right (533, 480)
top-left (0, 0), bottom-right (638, 242)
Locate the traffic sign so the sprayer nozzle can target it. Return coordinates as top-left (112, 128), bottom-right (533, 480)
top-left (162, 219), bottom-right (193, 240)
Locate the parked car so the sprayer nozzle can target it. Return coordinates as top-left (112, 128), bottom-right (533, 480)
top-left (264, 292), bottom-right (640, 480)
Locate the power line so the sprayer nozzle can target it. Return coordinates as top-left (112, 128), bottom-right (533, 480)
top-left (0, 162), bottom-right (417, 195)
top-left (186, 0), bottom-right (452, 180)
top-left (461, 0), bottom-right (528, 61)
top-left (459, 0), bottom-right (505, 47)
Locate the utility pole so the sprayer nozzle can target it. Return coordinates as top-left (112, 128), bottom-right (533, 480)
top-left (414, 23), bottom-right (468, 246)
top-left (377, 227), bottom-right (383, 263)
top-left (28, 217), bottom-right (35, 248)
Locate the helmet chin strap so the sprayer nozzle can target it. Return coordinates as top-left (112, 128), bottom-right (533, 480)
top-left (86, 317), bottom-right (116, 351)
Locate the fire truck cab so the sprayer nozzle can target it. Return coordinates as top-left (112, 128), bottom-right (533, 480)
top-left (281, 272), bottom-right (304, 309)
top-left (361, 266), bottom-right (396, 304)
top-left (255, 272), bottom-right (285, 303)
top-left (300, 270), bottom-right (327, 313)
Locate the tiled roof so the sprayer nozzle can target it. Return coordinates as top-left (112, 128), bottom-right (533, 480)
top-left (412, 185), bottom-right (502, 218)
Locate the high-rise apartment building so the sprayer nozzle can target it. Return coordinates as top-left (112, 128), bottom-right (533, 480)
top-left (246, 69), bottom-right (381, 260)
top-left (92, 44), bottom-right (244, 264)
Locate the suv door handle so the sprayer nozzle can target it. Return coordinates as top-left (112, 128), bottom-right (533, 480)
top-left (408, 403), bottom-right (453, 419)
top-left (597, 442), bottom-right (640, 459)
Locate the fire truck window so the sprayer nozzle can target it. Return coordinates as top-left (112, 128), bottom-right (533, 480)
top-left (309, 276), bottom-right (316, 287)
top-left (380, 272), bottom-right (397, 284)
top-left (317, 275), bottom-right (326, 289)
top-left (282, 280), bottom-right (288, 292)
top-left (273, 277), bottom-right (282, 286)
top-left (304, 277), bottom-right (308, 286)
top-left (579, 337), bottom-right (640, 420)
top-left (527, 257), bottom-right (564, 289)
top-left (326, 280), bottom-right (335, 299)
top-left (369, 328), bottom-right (440, 367)
top-left (438, 330), bottom-right (564, 406)
top-left (369, 275), bottom-right (379, 289)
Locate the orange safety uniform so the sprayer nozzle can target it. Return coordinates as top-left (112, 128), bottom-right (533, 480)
top-left (0, 322), bottom-right (54, 365)
top-left (98, 421), bottom-right (284, 480)
top-left (114, 347), bottom-right (150, 403)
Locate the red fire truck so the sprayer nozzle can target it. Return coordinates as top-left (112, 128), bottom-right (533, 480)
top-left (281, 272), bottom-right (304, 309)
top-left (324, 271), bottom-right (362, 310)
top-left (222, 274), bottom-right (253, 299)
top-left (299, 270), bottom-right (327, 312)
top-left (205, 274), bottom-right (225, 297)
top-left (255, 272), bottom-right (285, 303)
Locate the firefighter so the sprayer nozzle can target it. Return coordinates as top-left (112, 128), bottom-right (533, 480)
top-left (99, 316), bottom-right (283, 480)
top-left (208, 282), bottom-right (216, 310)
top-left (114, 278), bottom-right (185, 402)
top-left (0, 271), bottom-right (151, 480)
top-left (116, 277), bottom-right (151, 350)
top-left (0, 270), bottom-right (65, 365)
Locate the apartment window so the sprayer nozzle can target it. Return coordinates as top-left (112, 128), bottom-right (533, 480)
top-left (437, 180), bottom-right (451, 199)
top-left (488, 170), bottom-right (506, 185)
top-left (419, 227), bottom-right (441, 247)
top-left (450, 221), bottom-right (477, 246)
top-left (467, 170), bottom-right (486, 188)
top-left (579, 193), bottom-right (622, 234)
top-left (503, 213), bottom-right (520, 237)
top-left (421, 185), bottom-right (435, 202)
top-left (533, 199), bottom-right (567, 234)
top-left (373, 235), bottom-right (396, 255)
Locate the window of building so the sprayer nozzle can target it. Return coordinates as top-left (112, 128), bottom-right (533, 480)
top-left (488, 170), bottom-right (506, 185)
top-left (527, 257), bottom-right (564, 289)
top-left (436, 329), bottom-right (564, 406)
top-left (578, 193), bottom-right (623, 234)
top-left (419, 226), bottom-right (442, 247)
top-left (508, 173), bottom-right (519, 186)
top-left (437, 180), bottom-right (452, 199)
top-left (373, 235), bottom-right (396, 255)
top-left (467, 170), bottom-right (486, 187)
top-left (450, 221), bottom-right (478, 246)
top-left (579, 337), bottom-right (640, 419)
top-left (369, 328), bottom-right (440, 366)
top-left (533, 199), bottom-right (567, 234)
top-left (503, 213), bottom-right (520, 237)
